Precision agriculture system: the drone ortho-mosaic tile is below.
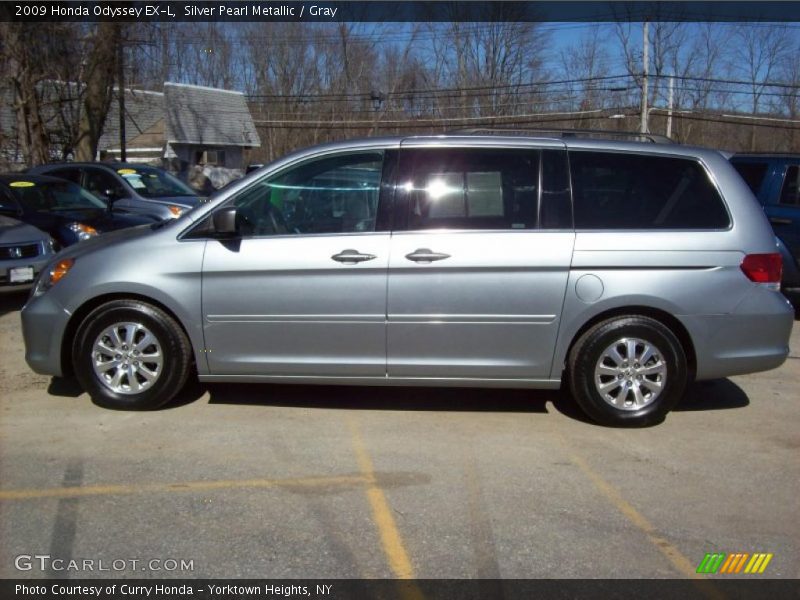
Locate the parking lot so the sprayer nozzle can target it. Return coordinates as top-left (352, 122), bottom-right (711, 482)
top-left (0, 291), bottom-right (798, 581)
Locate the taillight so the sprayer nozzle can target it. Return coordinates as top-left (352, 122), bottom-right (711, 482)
top-left (740, 253), bottom-right (782, 290)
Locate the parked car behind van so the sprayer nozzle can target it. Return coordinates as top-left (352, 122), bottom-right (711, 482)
top-left (0, 215), bottom-right (55, 293)
top-left (21, 133), bottom-right (794, 426)
top-left (28, 162), bottom-right (201, 221)
top-left (0, 174), bottom-right (155, 247)
top-left (729, 153), bottom-right (800, 308)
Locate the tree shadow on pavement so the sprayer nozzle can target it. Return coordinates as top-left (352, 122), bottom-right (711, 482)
top-left (0, 291), bottom-right (28, 318)
top-left (206, 383), bottom-right (553, 414)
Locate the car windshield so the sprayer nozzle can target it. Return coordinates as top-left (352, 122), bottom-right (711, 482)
top-left (116, 166), bottom-right (197, 199)
top-left (8, 180), bottom-right (106, 212)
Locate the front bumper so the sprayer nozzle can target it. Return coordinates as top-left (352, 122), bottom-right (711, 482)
top-left (21, 292), bottom-right (72, 377)
top-left (1, 255), bottom-right (51, 293)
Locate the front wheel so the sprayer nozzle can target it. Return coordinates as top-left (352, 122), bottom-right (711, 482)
top-left (73, 300), bottom-right (192, 410)
top-left (568, 316), bottom-right (688, 427)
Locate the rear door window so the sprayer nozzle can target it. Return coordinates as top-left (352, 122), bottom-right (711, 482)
top-left (570, 151), bottom-right (730, 230)
top-left (397, 148), bottom-right (540, 231)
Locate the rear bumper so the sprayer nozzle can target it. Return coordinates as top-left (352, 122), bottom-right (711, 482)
top-left (685, 288), bottom-right (794, 380)
top-left (21, 293), bottom-right (71, 377)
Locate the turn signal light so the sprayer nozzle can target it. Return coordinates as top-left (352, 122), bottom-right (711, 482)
top-left (50, 258), bottom-right (75, 285)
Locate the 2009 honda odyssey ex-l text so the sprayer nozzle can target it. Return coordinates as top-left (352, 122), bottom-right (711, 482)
top-left (21, 133), bottom-right (794, 426)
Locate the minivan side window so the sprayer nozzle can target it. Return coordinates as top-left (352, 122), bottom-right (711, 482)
top-left (232, 152), bottom-right (384, 236)
top-left (399, 148), bottom-right (539, 231)
top-left (570, 151), bottom-right (730, 230)
top-left (779, 165), bottom-right (800, 206)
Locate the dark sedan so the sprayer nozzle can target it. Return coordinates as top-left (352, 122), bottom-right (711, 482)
top-left (28, 162), bottom-right (202, 221)
top-left (0, 175), bottom-right (155, 247)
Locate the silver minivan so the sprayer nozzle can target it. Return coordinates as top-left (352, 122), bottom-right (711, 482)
top-left (21, 134), bottom-right (794, 426)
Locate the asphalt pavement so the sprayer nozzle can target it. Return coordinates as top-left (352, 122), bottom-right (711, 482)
top-left (1, 291), bottom-right (798, 581)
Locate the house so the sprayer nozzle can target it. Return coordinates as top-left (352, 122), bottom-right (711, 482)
top-left (1, 81), bottom-right (261, 170)
top-left (103, 82), bottom-right (261, 169)
top-left (98, 88), bottom-right (166, 164)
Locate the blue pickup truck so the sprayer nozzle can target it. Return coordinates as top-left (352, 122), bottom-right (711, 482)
top-left (730, 153), bottom-right (800, 309)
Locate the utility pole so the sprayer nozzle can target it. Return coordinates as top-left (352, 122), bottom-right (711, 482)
top-left (117, 34), bottom-right (126, 162)
top-left (666, 75), bottom-right (674, 139)
top-left (640, 21), bottom-right (649, 134)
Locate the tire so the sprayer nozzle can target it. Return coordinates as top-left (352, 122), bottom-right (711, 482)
top-left (73, 300), bottom-right (192, 410)
top-left (568, 316), bottom-right (688, 427)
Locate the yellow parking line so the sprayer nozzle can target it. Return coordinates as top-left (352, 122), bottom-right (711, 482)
top-left (560, 438), bottom-right (724, 599)
top-left (347, 417), bottom-right (422, 595)
top-left (0, 474), bottom-right (367, 501)
top-left (568, 450), bottom-right (701, 576)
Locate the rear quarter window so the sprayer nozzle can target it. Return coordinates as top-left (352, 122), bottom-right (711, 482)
top-left (570, 151), bottom-right (730, 230)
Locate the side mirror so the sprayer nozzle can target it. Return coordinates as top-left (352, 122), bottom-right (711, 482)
top-left (212, 206), bottom-right (238, 236)
top-left (101, 189), bottom-right (120, 213)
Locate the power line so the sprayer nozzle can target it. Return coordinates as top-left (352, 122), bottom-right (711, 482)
top-left (250, 111), bottom-right (639, 131)
top-left (245, 74), bottom-right (635, 100)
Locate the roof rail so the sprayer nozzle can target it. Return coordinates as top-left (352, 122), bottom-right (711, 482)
top-left (447, 127), bottom-right (673, 144)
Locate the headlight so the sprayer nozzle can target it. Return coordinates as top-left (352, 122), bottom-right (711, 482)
top-left (68, 222), bottom-right (98, 241)
top-left (168, 205), bottom-right (184, 217)
top-left (33, 258), bottom-right (74, 297)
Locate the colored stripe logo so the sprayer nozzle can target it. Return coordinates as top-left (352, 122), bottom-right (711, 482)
top-left (696, 552), bottom-right (773, 574)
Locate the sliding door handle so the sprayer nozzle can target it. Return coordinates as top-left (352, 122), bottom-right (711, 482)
top-left (331, 249), bottom-right (377, 264)
top-left (405, 248), bottom-right (451, 264)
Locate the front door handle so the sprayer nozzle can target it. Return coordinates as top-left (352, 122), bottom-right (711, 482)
top-left (331, 249), bottom-right (377, 264)
top-left (405, 248), bottom-right (451, 264)
top-left (769, 217), bottom-right (793, 225)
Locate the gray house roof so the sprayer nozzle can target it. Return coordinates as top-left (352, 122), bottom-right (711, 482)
top-left (164, 82), bottom-right (261, 148)
top-left (99, 88), bottom-right (165, 150)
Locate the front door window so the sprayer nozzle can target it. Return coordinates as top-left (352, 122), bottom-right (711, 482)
top-left (231, 152), bottom-right (384, 236)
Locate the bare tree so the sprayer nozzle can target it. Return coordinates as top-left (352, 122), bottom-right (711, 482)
top-left (560, 25), bottom-right (611, 128)
top-left (776, 39), bottom-right (800, 151)
top-left (1, 23), bottom-right (66, 165)
top-left (74, 23), bottom-right (119, 161)
top-left (730, 24), bottom-right (792, 150)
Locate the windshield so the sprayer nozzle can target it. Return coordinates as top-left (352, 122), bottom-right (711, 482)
top-left (8, 180), bottom-right (107, 212)
top-left (116, 166), bottom-right (197, 199)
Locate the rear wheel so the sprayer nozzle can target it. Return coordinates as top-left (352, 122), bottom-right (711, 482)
top-left (568, 316), bottom-right (688, 426)
top-left (73, 300), bottom-right (192, 410)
